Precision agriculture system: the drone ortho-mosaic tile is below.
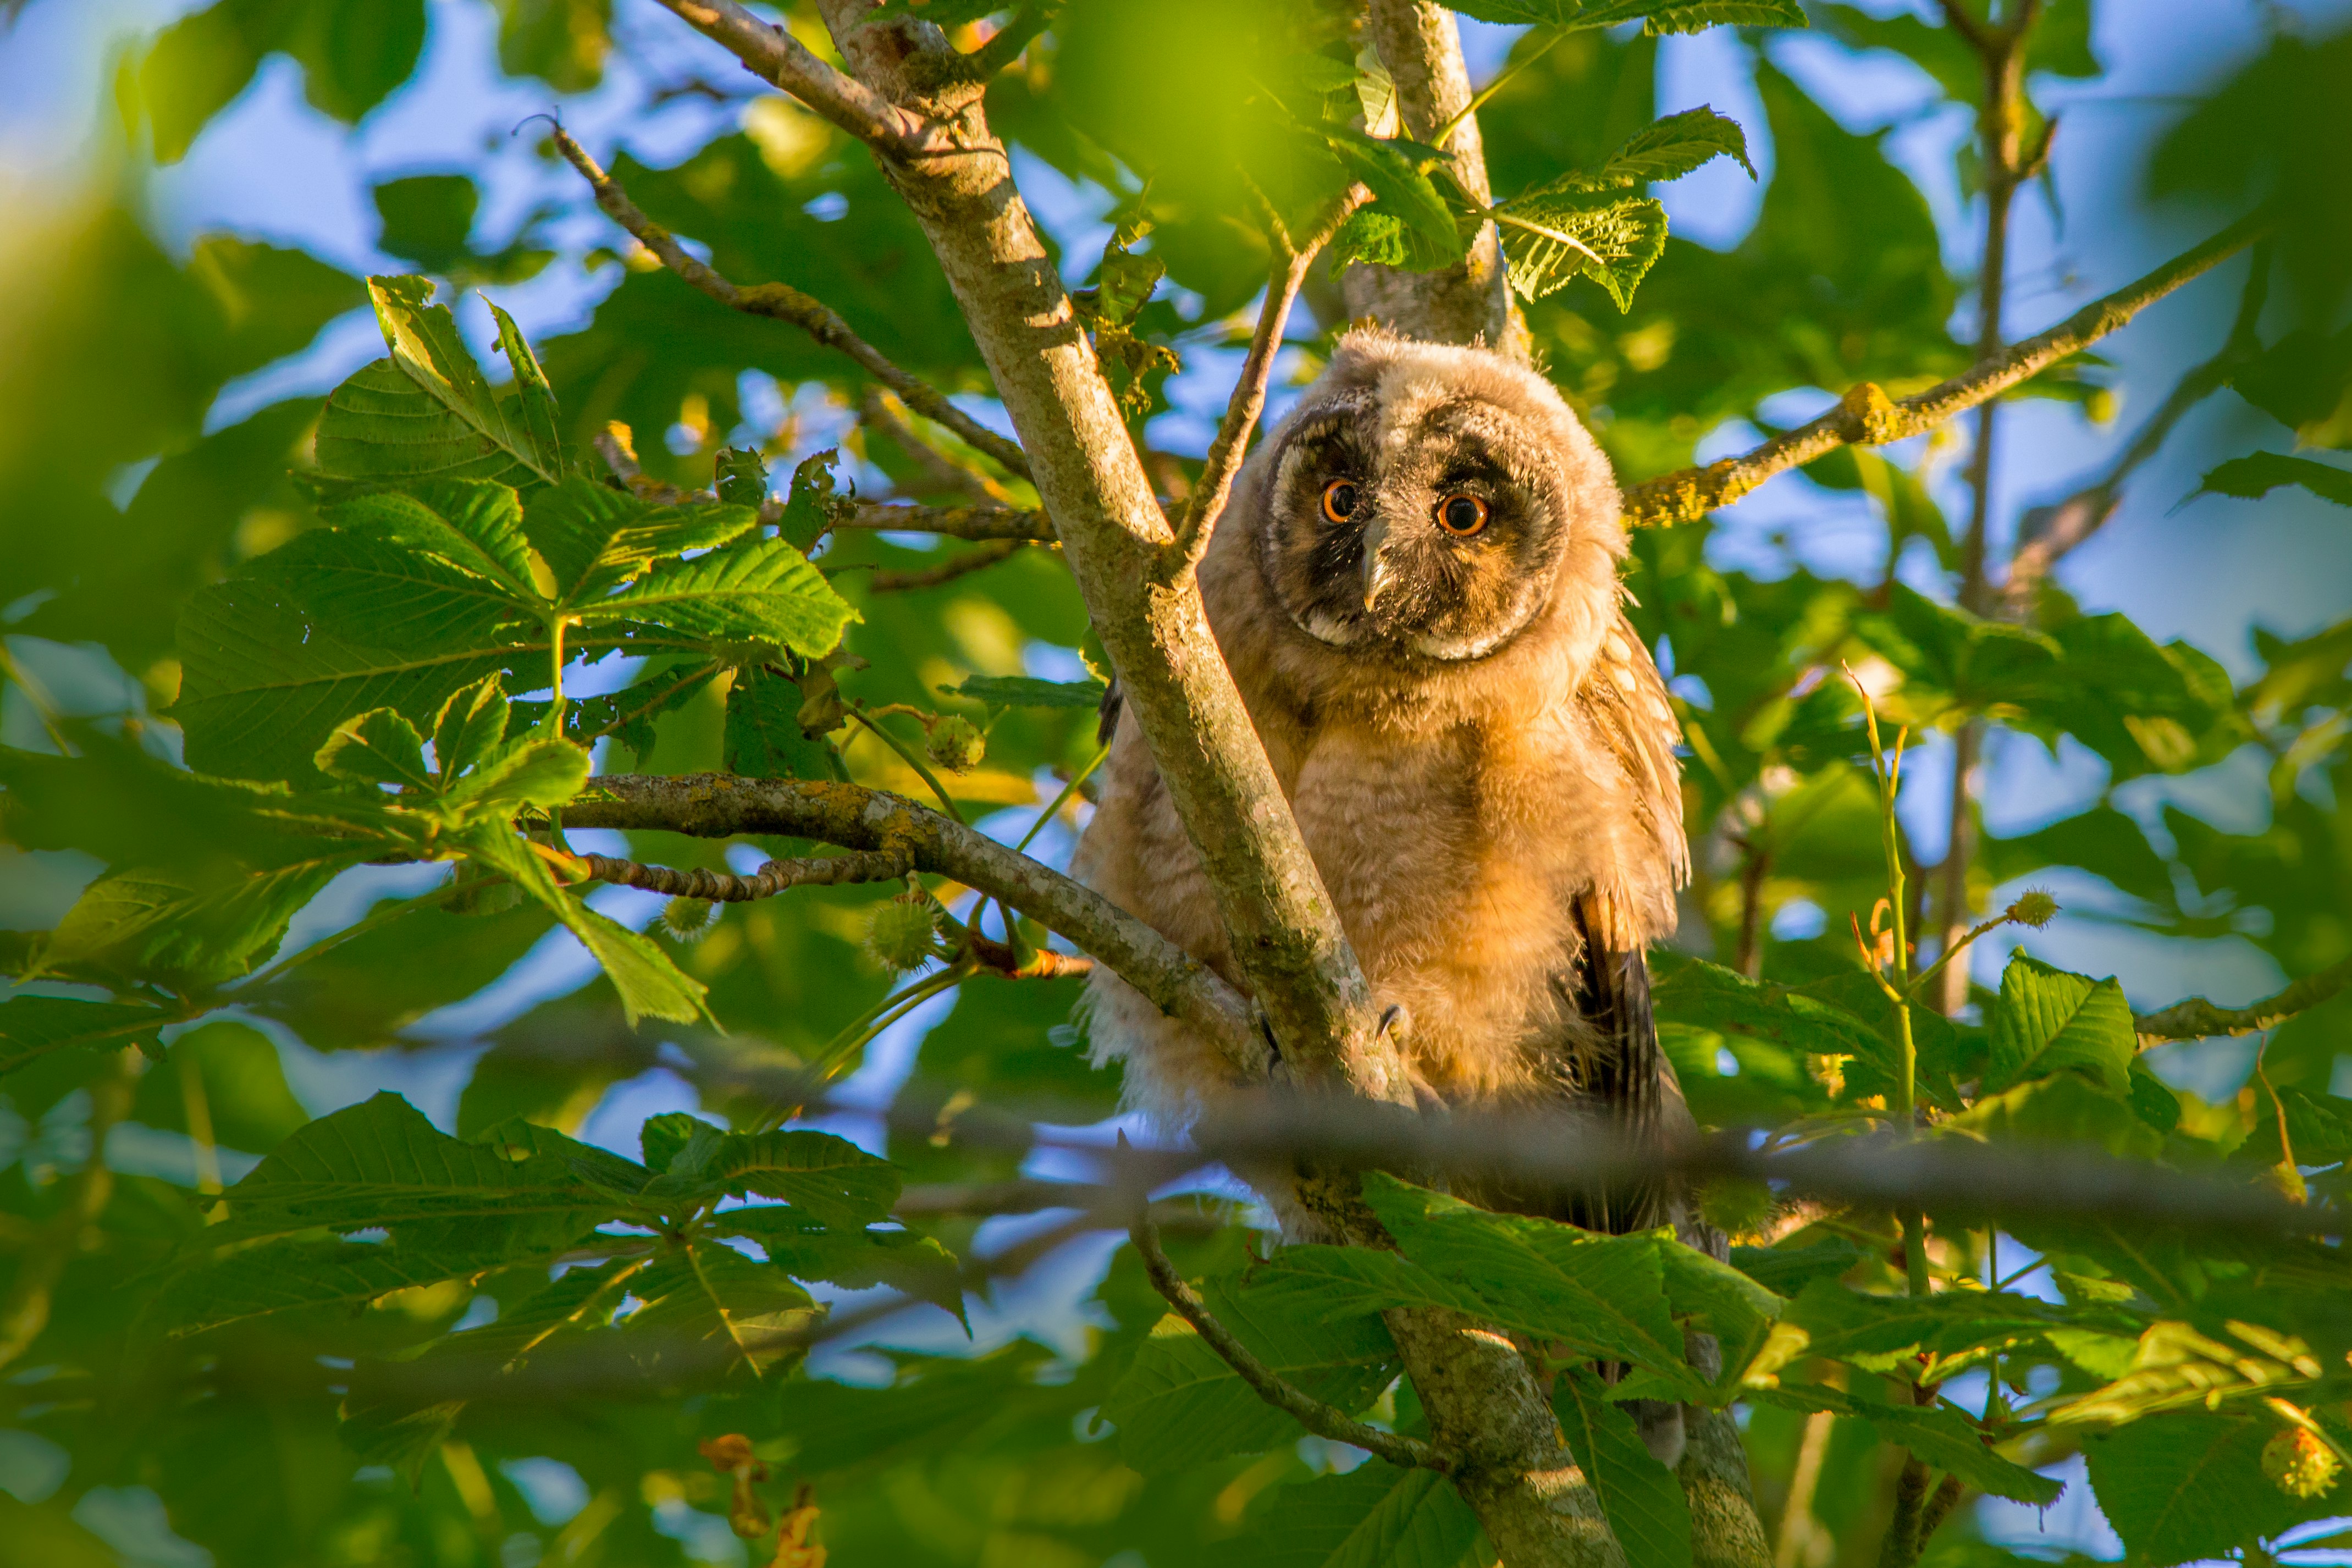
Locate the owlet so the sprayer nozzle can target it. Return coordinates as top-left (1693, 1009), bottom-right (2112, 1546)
top-left (1075, 328), bottom-right (1694, 1235)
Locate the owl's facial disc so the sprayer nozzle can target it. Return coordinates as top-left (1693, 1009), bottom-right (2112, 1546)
top-left (1258, 394), bottom-right (1570, 664)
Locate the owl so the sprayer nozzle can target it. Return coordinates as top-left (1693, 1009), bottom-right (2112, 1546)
top-left (1074, 327), bottom-right (1696, 1241)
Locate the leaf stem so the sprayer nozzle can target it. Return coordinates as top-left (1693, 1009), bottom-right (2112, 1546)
top-left (847, 708), bottom-right (967, 824)
top-left (1851, 669), bottom-right (1929, 1298)
top-left (1431, 27), bottom-right (1566, 150)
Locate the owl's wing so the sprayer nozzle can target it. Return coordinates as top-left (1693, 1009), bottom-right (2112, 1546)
top-left (1560, 609), bottom-right (1693, 1236)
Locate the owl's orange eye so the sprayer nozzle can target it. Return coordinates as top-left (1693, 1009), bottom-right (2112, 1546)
top-left (1321, 479), bottom-right (1360, 524)
top-left (1436, 494), bottom-right (1489, 537)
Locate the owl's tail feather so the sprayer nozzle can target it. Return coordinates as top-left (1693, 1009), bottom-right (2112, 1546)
top-left (1562, 888), bottom-right (1691, 1237)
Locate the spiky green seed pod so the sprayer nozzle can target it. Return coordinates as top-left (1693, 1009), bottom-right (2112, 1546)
top-left (2004, 889), bottom-right (2060, 929)
top-left (659, 897), bottom-right (720, 942)
top-left (2263, 1425), bottom-right (2340, 1498)
top-left (926, 716), bottom-right (985, 774)
top-left (865, 894), bottom-right (940, 972)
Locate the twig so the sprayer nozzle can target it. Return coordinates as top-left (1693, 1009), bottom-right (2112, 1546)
top-left (1129, 1208), bottom-right (1451, 1473)
top-left (574, 849), bottom-right (907, 901)
top-left (847, 708), bottom-right (967, 824)
top-left (0, 1048), bottom-right (136, 1371)
top-left (646, 0), bottom-right (950, 159)
top-left (1169, 184), bottom-right (1371, 567)
top-left (2133, 953), bottom-right (2352, 1044)
top-left (865, 538), bottom-right (1036, 592)
top-left (1876, 1454), bottom-right (1933, 1568)
top-left (546, 122), bottom-right (1032, 482)
top-left (2003, 240), bottom-right (2272, 608)
top-left (1915, 1473), bottom-right (1967, 1545)
top-left (563, 772), bottom-right (1262, 1071)
top-left (1620, 212), bottom-right (2273, 528)
top-left (831, 501), bottom-right (1057, 542)
top-left (860, 387), bottom-right (1015, 505)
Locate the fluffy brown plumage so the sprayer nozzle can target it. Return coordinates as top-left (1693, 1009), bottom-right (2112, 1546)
top-left (1076, 328), bottom-right (1693, 1227)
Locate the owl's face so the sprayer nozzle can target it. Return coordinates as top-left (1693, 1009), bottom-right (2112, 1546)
top-left (1253, 378), bottom-right (1587, 664)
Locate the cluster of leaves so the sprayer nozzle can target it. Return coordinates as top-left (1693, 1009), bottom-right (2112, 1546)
top-left (1, 1), bottom-right (2348, 1565)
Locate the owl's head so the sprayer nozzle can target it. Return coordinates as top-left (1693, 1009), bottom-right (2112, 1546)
top-left (1245, 329), bottom-right (1622, 666)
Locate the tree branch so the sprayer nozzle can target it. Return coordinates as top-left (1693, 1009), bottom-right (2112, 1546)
top-left (573, 848), bottom-right (906, 901)
top-left (0, 1047), bottom-right (135, 1372)
top-left (1129, 1208), bottom-right (1453, 1473)
top-left (2133, 953), bottom-right (2352, 1044)
top-left (1169, 185), bottom-right (1370, 568)
top-left (832, 501), bottom-right (1057, 542)
top-left (645, 0), bottom-right (949, 159)
top-left (566, 772), bottom-right (1262, 1073)
top-left (1621, 212), bottom-right (2274, 529)
top-left (2003, 241), bottom-right (2272, 608)
top-left (864, 537), bottom-right (1037, 592)
top-left (1345, 1), bottom-right (1524, 356)
top-left (547, 122), bottom-right (1033, 482)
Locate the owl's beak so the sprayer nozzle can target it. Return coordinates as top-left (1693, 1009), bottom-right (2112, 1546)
top-left (1359, 516), bottom-right (1395, 612)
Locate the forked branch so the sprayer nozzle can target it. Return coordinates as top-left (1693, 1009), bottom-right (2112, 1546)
top-left (572, 849), bottom-right (906, 901)
top-left (646, 0), bottom-right (951, 159)
top-left (547, 122), bottom-right (1032, 481)
top-left (1621, 212), bottom-right (2273, 528)
top-left (1169, 184), bottom-right (1372, 566)
top-left (1129, 1208), bottom-right (1451, 1473)
top-left (565, 772), bottom-right (1261, 1072)
top-left (833, 501), bottom-right (1057, 542)
top-left (2133, 953), bottom-right (2352, 1044)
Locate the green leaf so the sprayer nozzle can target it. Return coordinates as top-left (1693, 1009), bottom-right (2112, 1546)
top-left (521, 476), bottom-right (759, 606)
top-left (2082, 1409), bottom-right (2318, 1562)
top-left (939, 673), bottom-right (1109, 710)
top-left (1555, 1368), bottom-right (1691, 1568)
top-left (1321, 129), bottom-right (1467, 262)
top-left (45, 860), bottom-right (356, 990)
top-left (473, 1114), bottom-right (654, 1195)
top-left (0, 996), bottom-right (171, 1076)
top-left (1650, 953), bottom-right (1892, 1070)
top-left (173, 524), bottom-right (537, 782)
top-left (1360, 1174), bottom-right (1696, 1384)
top-left (360, 274), bottom-right (562, 487)
top-left (166, 1236), bottom-right (527, 1337)
top-left (1729, 1238), bottom-right (1865, 1296)
top-left (372, 174), bottom-right (478, 273)
top-left (1748, 1383), bottom-right (2062, 1505)
top-left (1102, 1274), bottom-right (1398, 1473)
top-left (624, 1242), bottom-right (819, 1378)
top-left (130, 1020), bottom-right (311, 1154)
top-left (2195, 451), bottom-right (2352, 507)
top-left (583, 536), bottom-right (858, 656)
top-left (431, 674), bottom-right (511, 782)
top-left (1749, 1278), bottom-right (2131, 1388)
top-left (1250, 1243), bottom-right (1495, 1322)
top-left (720, 1207), bottom-right (965, 1323)
top-left (726, 662), bottom-right (831, 778)
top-left (329, 483), bottom-right (546, 607)
top-left (487, 296), bottom-right (564, 471)
top-left (1655, 1235), bottom-right (1785, 1382)
top-left (313, 708), bottom-right (433, 790)
top-left (2230, 326), bottom-right (2352, 449)
top-left (1238, 1464), bottom-right (1482, 1568)
top-left (194, 1092), bottom-right (627, 1252)
top-left (716, 1129), bottom-right (902, 1229)
top-left (432, 736), bottom-right (590, 815)
top-left (449, 824), bottom-right (710, 1026)
top-left (1597, 106), bottom-right (1755, 184)
top-left (1492, 186), bottom-right (1669, 310)
top-left (1945, 1072), bottom-right (2162, 1158)
top-left (1984, 952), bottom-right (2136, 1095)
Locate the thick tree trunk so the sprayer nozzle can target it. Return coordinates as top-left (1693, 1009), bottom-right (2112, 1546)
top-left (1344, 0), bottom-right (1527, 356)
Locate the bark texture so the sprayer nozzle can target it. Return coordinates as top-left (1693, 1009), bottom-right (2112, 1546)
top-left (1344, 0), bottom-right (1527, 356)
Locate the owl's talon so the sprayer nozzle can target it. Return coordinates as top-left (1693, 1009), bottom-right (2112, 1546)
top-left (1377, 1003), bottom-right (1409, 1040)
